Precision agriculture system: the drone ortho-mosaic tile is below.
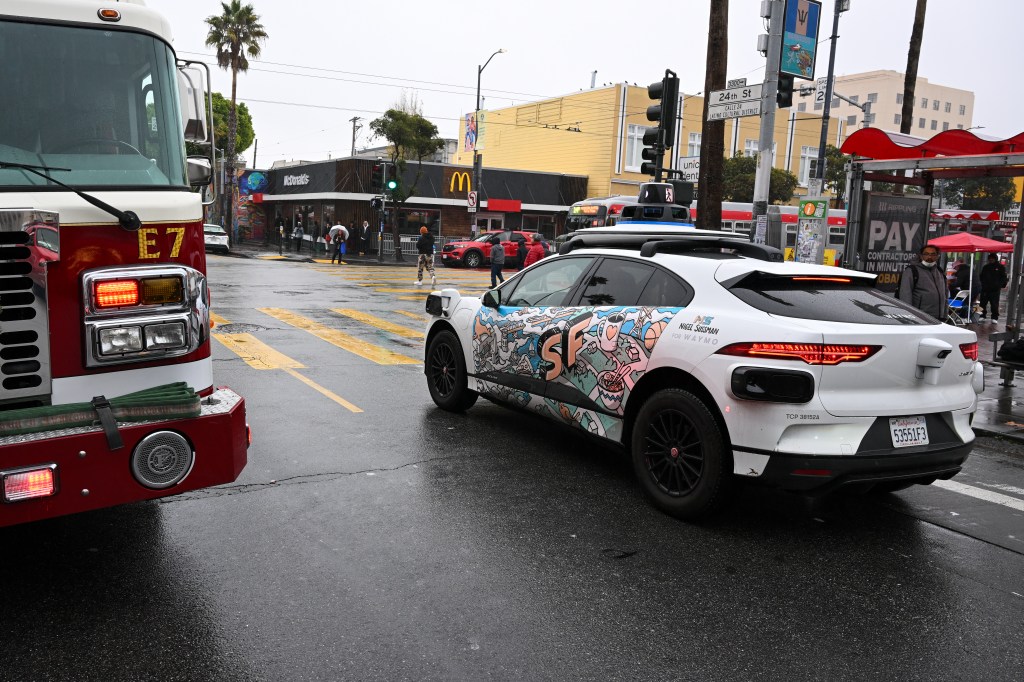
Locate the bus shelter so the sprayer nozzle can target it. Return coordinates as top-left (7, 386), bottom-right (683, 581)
top-left (841, 129), bottom-right (1024, 381)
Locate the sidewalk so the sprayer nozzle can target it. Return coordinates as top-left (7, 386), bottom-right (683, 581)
top-left (228, 240), bottom-right (418, 266)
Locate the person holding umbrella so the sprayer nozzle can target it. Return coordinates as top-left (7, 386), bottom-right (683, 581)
top-left (328, 222), bottom-right (349, 265)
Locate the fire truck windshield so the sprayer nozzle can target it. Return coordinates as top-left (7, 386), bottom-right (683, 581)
top-left (0, 19), bottom-right (187, 189)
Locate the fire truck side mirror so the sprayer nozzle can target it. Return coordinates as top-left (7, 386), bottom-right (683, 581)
top-left (177, 69), bottom-right (208, 144)
top-left (187, 156), bottom-right (212, 188)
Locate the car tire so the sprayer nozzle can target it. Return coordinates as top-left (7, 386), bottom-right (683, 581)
top-left (630, 388), bottom-right (731, 519)
top-left (463, 250), bottom-right (483, 269)
top-left (426, 329), bottom-right (478, 412)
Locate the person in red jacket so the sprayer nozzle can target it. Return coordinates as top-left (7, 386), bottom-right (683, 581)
top-left (522, 234), bottom-right (547, 268)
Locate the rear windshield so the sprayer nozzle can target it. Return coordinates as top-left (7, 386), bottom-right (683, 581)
top-left (728, 275), bottom-right (934, 325)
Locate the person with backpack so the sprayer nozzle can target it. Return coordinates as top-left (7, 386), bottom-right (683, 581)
top-left (979, 254), bottom-right (1009, 322)
top-left (896, 244), bottom-right (948, 320)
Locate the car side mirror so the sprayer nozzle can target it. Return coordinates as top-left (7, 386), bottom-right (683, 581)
top-left (482, 289), bottom-right (501, 309)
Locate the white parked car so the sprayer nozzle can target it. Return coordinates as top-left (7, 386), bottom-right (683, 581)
top-left (423, 226), bottom-right (984, 519)
top-left (203, 223), bottom-right (230, 254)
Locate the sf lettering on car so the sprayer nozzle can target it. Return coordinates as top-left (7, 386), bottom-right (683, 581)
top-left (539, 312), bottom-right (593, 381)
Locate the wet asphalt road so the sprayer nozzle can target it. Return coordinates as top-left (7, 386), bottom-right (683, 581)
top-left (2, 255), bottom-right (1023, 681)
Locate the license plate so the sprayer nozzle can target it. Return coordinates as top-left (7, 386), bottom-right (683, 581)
top-left (889, 416), bottom-right (929, 448)
top-left (441, 254), bottom-right (449, 259)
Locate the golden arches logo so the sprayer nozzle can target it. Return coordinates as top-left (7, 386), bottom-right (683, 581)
top-left (449, 171), bottom-right (472, 193)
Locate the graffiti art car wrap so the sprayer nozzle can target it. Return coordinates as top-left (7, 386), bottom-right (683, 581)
top-left (471, 306), bottom-right (681, 436)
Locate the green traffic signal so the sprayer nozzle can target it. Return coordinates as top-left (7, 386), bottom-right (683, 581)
top-left (386, 179), bottom-right (398, 190)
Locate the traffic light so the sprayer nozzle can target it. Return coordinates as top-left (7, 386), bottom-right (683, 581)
top-left (777, 74), bottom-right (794, 109)
top-left (641, 69), bottom-right (679, 179)
top-left (386, 175), bottom-right (398, 193)
top-left (371, 162), bottom-right (385, 192)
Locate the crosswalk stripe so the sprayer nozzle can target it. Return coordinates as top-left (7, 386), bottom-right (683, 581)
top-left (331, 308), bottom-right (424, 339)
top-left (258, 307), bottom-right (420, 365)
top-left (933, 479), bottom-right (1024, 512)
top-left (368, 287), bottom-right (487, 294)
top-left (395, 309), bottom-right (429, 322)
top-left (397, 295), bottom-right (425, 302)
top-left (281, 367), bottom-right (363, 412)
top-left (210, 311), bottom-right (230, 327)
top-left (213, 332), bottom-right (304, 370)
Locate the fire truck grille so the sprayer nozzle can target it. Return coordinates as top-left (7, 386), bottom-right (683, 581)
top-left (0, 227), bottom-right (49, 402)
top-left (131, 431), bottom-right (194, 489)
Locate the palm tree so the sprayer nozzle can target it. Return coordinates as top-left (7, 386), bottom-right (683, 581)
top-left (697, 0), bottom-right (728, 230)
top-left (899, 0), bottom-right (927, 135)
top-left (205, 0), bottom-right (267, 239)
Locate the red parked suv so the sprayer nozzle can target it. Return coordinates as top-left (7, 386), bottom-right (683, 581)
top-left (441, 230), bottom-right (539, 268)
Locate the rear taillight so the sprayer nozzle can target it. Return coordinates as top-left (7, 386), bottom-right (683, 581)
top-left (95, 279), bottom-right (139, 307)
top-left (609, 203), bottom-right (625, 216)
top-left (960, 342), bottom-right (978, 361)
top-left (718, 342), bottom-right (881, 365)
top-left (2, 465), bottom-right (57, 502)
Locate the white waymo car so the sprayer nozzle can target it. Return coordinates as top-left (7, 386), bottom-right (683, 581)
top-left (423, 226), bottom-right (984, 519)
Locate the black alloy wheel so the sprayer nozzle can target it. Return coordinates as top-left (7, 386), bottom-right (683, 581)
top-left (425, 329), bottom-right (478, 412)
top-left (463, 250), bottom-right (483, 268)
top-left (631, 388), bottom-right (730, 519)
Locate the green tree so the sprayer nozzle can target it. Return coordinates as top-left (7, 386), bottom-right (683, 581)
top-left (823, 145), bottom-right (850, 204)
top-left (186, 92), bottom-right (254, 157)
top-left (369, 107), bottom-right (444, 262)
top-left (936, 177), bottom-right (1016, 212)
top-left (722, 155), bottom-right (798, 204)
top-left (205, 0), bottom-right (267, 236)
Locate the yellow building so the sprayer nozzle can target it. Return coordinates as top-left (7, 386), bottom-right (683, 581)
top-left (453, 83), bottom-right (845, 202)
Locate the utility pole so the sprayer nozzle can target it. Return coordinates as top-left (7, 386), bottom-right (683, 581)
top-left (252, 138), bottom-right (258, 169)
top-left (349, 116), bottom-right (362, 156)
top-left (753, 0), bottom-right (784, 223)
top-left (815, 0), bottom-right (849, 189)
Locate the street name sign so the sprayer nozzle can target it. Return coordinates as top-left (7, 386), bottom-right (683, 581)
top-left (707, 100), bottom-right (762, 121)
top-left (709, 83), bottom-right (762, 105)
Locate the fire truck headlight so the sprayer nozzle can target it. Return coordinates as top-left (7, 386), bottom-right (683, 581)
top-left (144, 322), bottom-right (187, 350)
top-left (98, 327), bottom-right (143, 355)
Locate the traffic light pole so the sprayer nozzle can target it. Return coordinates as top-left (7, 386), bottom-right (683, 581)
top-left (753, 0), bottom-right (784, 224)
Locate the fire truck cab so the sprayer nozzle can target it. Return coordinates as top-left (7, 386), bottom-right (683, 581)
top-left (0, 0), bottom-right (248, 526)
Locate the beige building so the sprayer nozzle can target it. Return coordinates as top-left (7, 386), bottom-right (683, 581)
top-left (794, 69), bottom-right (975, 135)
top-left (453, 83), bottom-right (843, 201)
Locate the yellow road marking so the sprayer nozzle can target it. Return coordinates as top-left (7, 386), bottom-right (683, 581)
top-left (258, 255), bottom-right (289, 260)
top-left (397, 296), bottom-right (425, 302)
top-left (258, 308), bottom-right (419, 365)
top-left (212, 332), bottom-right (362, 412)
top-left (210, 311), bottom-right (230, 327)
top-left (332, 308), bottom-right (424, 339)
top-left (282, 368), bottom-right (362, 412)
top-left (213, 332), bottom-right (304, 370)
top-left (368, 287), bottom-right (486, 294)
top-left (395, 309), bottom-right (429, 322)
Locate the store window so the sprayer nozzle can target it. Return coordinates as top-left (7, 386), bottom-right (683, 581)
top-left (396, 207), bottom-right (441, 235)
top-left (521, 214), bottom-right (556, 238)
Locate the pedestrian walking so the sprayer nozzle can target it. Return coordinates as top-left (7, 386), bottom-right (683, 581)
top-left (414, 226), bottom-right (436, 286)
top-left (895, 245), bottom-right (948, 320)
top-left (512, 232), bottom-right (528, 271)
top-left (292, 221), bottom-right (304, 253)
top-left (522, 233), bottom-right (547, 269)
top-left (979, 254), bottom-right (1008, 322)
top-left (490, 240), bottom-right (505, 288)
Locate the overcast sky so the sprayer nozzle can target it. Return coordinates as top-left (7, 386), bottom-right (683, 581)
top-left (148, 0), bottom-right (1023, 167)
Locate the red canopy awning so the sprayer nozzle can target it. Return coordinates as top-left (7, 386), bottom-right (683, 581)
top-left (932, 208), bottom-right (1001, 221)
top-left (841, 129), bottom-right (1024, 160)
top-left (927, 232), bottom-right (1013, 253)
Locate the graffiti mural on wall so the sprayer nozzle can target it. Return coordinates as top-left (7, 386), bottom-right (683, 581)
top-left (233, 169), bottom-right (268, 241)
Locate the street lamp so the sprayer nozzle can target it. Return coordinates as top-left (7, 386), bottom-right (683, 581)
top-left (472, 48), bottom-right (506, 234)
top-left (814, 0), bottom-right (851, 194)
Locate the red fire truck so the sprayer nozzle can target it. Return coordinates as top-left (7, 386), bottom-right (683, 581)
top-left (0, 0), bottom-right (248, 526)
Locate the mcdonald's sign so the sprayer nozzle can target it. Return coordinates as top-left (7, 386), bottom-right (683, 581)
top-left (445, 168), bottom-right (472, 196)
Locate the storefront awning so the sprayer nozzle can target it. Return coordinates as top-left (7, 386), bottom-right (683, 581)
top-left (932, 208), bottom-right (1001, 221)
top-left (841, 128), bottom-right (1024, 160)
